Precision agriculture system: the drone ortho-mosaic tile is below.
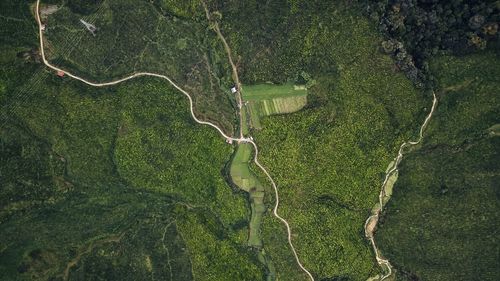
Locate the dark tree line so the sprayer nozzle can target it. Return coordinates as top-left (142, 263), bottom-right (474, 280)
top-left (364, 0), bottom-right (500, 87)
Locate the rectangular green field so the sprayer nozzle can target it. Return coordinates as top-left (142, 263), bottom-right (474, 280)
top-left (242, 83), bottom-right (308, 129)
top-left (242, 83), bottom-right (307, 101)
top-left (258, 95), bottom-right (307, 116)
top-left (229, 143), bottom-right (258, 192)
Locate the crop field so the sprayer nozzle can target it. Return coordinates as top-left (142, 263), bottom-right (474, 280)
top-left (488, 124), bottom-right (500, 136)
top-left (229, 143), bottom-right (266, 248)
top-left (218, 0), bottom-right (429, 279)
top-left (377, 51), bottom-right (500, 281)
top-left (242, 83), bottom-right (307, 129)
top-left (0, 1), bottom-right (267, 279)
top-left (242, 83), bottom-right (307, 101)
top-left (3, 0), bottom-right (497, 281)
top-left (230, 143), bottom-right (259, 192)
top-left (41, 0), bottom-right (237, 135)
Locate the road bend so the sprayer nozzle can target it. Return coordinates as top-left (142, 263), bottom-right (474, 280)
top-left (36, 1), bottom-right (314, 280)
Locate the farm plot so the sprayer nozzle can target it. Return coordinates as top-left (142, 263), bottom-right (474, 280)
top-left (242, 83), bottom-right (307, 129)
top-left (229, 143), bottom-right (266, 248)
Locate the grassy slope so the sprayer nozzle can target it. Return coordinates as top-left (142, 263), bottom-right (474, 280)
top-left (229, 143), bottom-right (266, 247)
top-left (218, 1), bottom-right (428, 280)
top-left (242, 83), bottom-right (307, 100)
top-left (377, 51), bottom-right (500, 281)
top-left (242, 83), bottom-right (308, 129)
top-left (0, 1), bottom-right (265, 280)
top-left (44, 0), bottom-right (236, 135)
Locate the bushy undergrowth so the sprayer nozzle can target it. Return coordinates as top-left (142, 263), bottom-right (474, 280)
top-left (377, 51), bottom-right (500, 281)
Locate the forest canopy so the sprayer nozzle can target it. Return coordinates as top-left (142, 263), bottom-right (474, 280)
top-left (364, 0), bottom-right (500, 86)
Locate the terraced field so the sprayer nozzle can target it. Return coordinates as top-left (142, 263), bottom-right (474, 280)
top-left (242, 83), bottom-right (307, 129)
top-left (229, 143), bottom-right (266, 248)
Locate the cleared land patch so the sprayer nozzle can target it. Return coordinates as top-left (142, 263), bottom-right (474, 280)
top-left (241, 83), bottom-right (307, 129)
top-left (229, 143), bottom-right (266, 248)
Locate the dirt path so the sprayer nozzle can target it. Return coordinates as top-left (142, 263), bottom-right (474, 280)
top-left (35, 0), bottom-right (238, 143)
top-left (201, 1), bottom-right (244, 140)
top-left (35, 1), bottom-right (314, 280)
top-left (247, 139), bottom-right (315, 281)
top-left (364, 92), bottom-right (438, 280)
top-left (201, 3), bottom-right (314, 280)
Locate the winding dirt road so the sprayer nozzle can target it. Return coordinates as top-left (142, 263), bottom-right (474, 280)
top-left (247, 140), bottom-right (315, 281)
top-left (201, 1), bottom-right (245, 140)
top-left (35, 1), bottom-right (314, 280)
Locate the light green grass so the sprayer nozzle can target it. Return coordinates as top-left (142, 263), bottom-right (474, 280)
top-left (229, 143), bottom-right (266, 247)
top-left (242, 83), bottom-right (307, 129)
top-left (242, 83), bottom-right (307, 101)
top-left (247, 102), bottom-right (262, 129)
top-left (230, 144), bottom-right (258, 192)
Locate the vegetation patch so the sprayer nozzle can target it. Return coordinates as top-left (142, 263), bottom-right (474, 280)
top-left (229, 143), bottom-right (266, 248)
top-left (0, 1), bottom-right (265, 279)
top-left (242, 83), bottom-right (307, 101)
top-left (377, 51), bottom-right (500, 281)
top-left (43, 0), bottom-right (236, 134)
top-left (242, 83), bottom-right (307, 129)
top-left (217, 1), bottom-right (429, 279)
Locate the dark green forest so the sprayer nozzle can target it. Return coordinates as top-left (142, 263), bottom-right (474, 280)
top-left (365, 0), bottom-right (500, 86)
top-left (1, 1), bottom-right (261, 280)
top-left (377, 51), bottom-right (500, 281)
top-left (1, 0), bottom-right (499, 281)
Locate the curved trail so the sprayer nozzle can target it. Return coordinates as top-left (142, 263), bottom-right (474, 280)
top-left (364, 92), bottom-right (438, 280)
top-left (247, 140), bottom-right (315, 281)
top-left (35, 1), bottom-right (314, 280)
top-left (35, 0), bottom-right (234, 143)
top-left (201, 1), bottom-right (244, 140)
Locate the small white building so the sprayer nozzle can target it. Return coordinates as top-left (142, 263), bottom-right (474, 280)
top-left (41, 24), bottom-right (46, 31)
top-left (230, 86), bottom-right (237, 94)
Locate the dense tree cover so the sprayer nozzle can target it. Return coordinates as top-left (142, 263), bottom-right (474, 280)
top-left (377, 51), bottom-right (500, 281)
top-left (0, 1), bottom-right (266, 280)
top-left (211, 0), bottom-right (341, 84)
top-left (0, 124), bottom-right (67, 224)
top-left (0, 76), bottom-right (264, 280)
top-left (3, 1), bottom-right (498, 281)
top-left (364, 0), bottom-right (500, 86)
top-left (215, 0), bottom-right (430, 279)
top-left (44, 0), bottom-right (236, 134)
